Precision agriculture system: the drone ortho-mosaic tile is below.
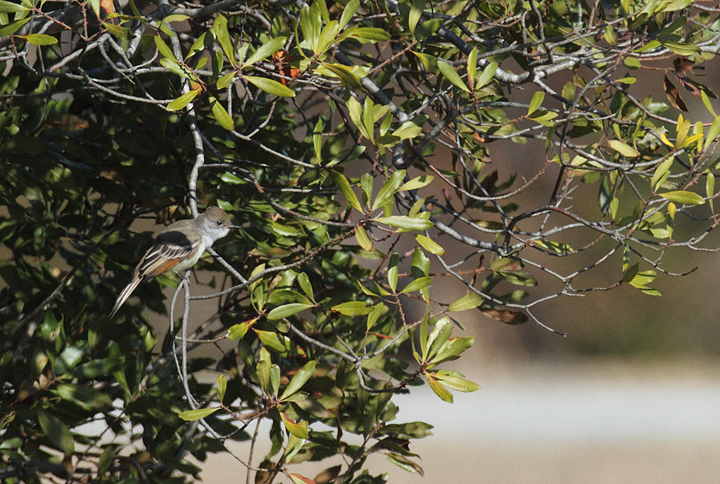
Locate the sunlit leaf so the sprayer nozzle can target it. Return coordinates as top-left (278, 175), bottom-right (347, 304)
top-left (178, 407), bottom-right (220, 421)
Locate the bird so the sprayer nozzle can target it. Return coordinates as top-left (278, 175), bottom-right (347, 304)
top-left (110, 207), bottom-right (238, 317)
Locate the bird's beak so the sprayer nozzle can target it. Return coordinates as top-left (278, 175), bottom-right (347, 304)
top-left (228, 224), bottom-right (242, 230)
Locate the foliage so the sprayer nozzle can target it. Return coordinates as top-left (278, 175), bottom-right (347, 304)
top-left (2, 0), bottom-right (720, 482)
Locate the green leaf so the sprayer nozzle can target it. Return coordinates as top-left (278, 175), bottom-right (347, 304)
top-left (401, 276), bottom-right (433, 294)
top-left (331, 170), bottom-right (363, 212)
top-left (228, 319), bottom-right (256, 340)
top-left (467, 47), bottom-right (478, 88)
top-left (608, 139), bottom-right (640, 157)
top-left (532, 239), bottom-right (574, 255)
top-left (707, 172), bottom-right (715, 213)
top-left (408, 0), bottom-right (425, 36)
top-left (159, 57), bottom-right (193, 79)
top-left (355, 225), bottom-right (373, 251)
top-left (398, 175), bottom-right (434, 192)
top-left (412, 247), bottom-right (431, 277)
top-left (161, 14), bottom-right (191, 24)
top-left (339, 0), bottom-right (359, 29)
top-left (38, 410), bottom-right (75, 455)
top-left (0, 17), bottom-right (31, 36)
top-left (475, 61), bottom-right (497, 89)
top-left (651, 156), bottom-right (674, 192)
top-left (658, 190), bottom-right (705, 205)
top-left (388, 252), bottom-right (399, 292)
top-left (256, 330), bottom-right (294, 354)
top-left (427, 374), bottom-right (454, 403)
top-left (178, 407), bottom-right (220, 421)
top-left (528, 91), bottom-right (545, 115)
top-left (245, 76), bottom-right (295, 97)
top-left (217, 71), bottom-right (236, 89)
top-left (415, 234), bottom-right (445, 255)
top-left (154, 35), bottom-right (176, 60)
top-left (71, 356), bottom-right (123, 379)
top-left (347, 97), bottom-right (371, 140)
top-left (267, 303), bottom-right (313, 320)
top-left (166, 89), bottom-right (200, 111)
top-left (104, 22), bottom-right (130, 40)
top-left (332, 301), bottom-right (373, 316)
top-left (366, 302), bottom-right (386, 331)
top-left (350, 27), bottom-right (391, 42)
top-left (281, 413), bottom-right (309, 439)
top-left (437, 61), bottom-right (470, 92)
top-left (0, 0), bottom-right (30, 12)
top-left (433, 370), bottom-right (480, 392)
top-left (704, 115), bottom-right (720, 150)
top-left (211, 98), bottom-right (235, 130)
top-left (374, 215), bottom-right (434, 231)
top-left (387, 453), bottom-right (425, 475)
top-left (280, 360), bottom-right (316, 400)
top-left (447, 292), bottom-right (484, 312)
top-left (701, 91), bottom-right (717, 117)
top-left (213, 15), bottom-right (235, 66)
top-left (320, 63), bottom-right (362, 88)
top-left (372, 170), bottom-right (406, 210)
top-left (217, 374), bottom-right (227, 401)
top-left (662, 41), bottom-right (699, 56)
top-left (429, 336), bottom-right (474, 366)
top-left (244, 36), bottom-right (286, 66)
top-left (54, 383), bottom-right (112, 411)
top-left (392, 120), bottom-right (424, 140)
top-left (297, 272), bottom-right (314, 302)
top-left (17, 34), bottom-right (57, 45)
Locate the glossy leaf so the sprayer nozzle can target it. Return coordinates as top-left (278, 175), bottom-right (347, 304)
top-left (178, 407), bottom-right (220, 421)
top-left (658, 190), bottom-right (705, 205)
top-left (280, 360), bottom-right (316, 400)
top-left (245, 76), bottom-right (295, 97)
top-left (447, 293), bottom-right (484, 312)
top-left (332, 170), bottom-right (363, 212)
top-left (166, 89), bottom-right (200, 111)
top-left (415, 234), bottom-right (445, 255)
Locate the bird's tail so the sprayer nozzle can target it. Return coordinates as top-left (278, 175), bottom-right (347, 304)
top-left (110, 276), bottom-right (143, 317)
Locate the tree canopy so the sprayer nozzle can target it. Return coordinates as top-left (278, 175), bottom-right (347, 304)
top-left (2, 0), bottom-right (720, 482)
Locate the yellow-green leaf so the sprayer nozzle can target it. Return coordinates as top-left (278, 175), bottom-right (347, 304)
top-left (211, 98), bottom-right (234, 130)
top-left (166, 89), bottom-right (200, 111)
top-left (355, 225), bottom-right (373, 251)
top-left (18, 34), bottom-right (58, 45)
top-left (281, 413), bottom-right (309, 439)
top-left (244, 36), bottom-right (286, 67)
top-left (704, 115), bottom-right (720, 150)
top-left (415, 234), bottom-right (445, 255)
top-left (437, 60), bottom-right (470, 92)
top-left (374, 215), bottom-right (434, 231)
top-left (399, 175), bottom-right (434, 192)
top-left (609, 139), bottom-right (640, 157)
top-left (217, 374), bottom-right (227, 401)
top-left (447, 292), bottom-right (484, 312)
top-left (528, 91), bottom-right (545, 115)
top-left (178, 407), bottom-right (220, 421)
top-left (401, 276), bottom-right (433, 294)
top-left (658, 190), bottom-right (705, 205)
top-left (332, 301), bottom-right (373, 316)
top-left (331, 170), bottom-right (363, 212)
top-left (427, 374), bottom-right (453, 403)
top-left (245, 76), bottom-right (295, 97)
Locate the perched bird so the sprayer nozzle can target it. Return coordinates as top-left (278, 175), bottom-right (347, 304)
top-left (110, 207), bottom-right (238, 317)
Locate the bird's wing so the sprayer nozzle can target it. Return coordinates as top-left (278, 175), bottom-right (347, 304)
top-left (137, 228), bottom-right (202, 277)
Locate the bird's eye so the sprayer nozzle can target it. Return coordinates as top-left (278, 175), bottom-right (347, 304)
top-left (216, 220), bottom-right (223, 225)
